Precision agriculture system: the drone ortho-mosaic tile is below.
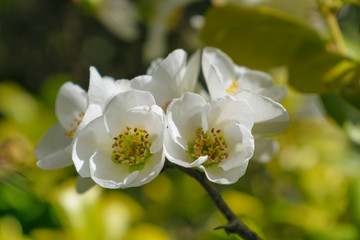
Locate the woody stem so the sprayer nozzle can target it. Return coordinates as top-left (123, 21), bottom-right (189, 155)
top-left (162, 161), bottom-right (263, 240)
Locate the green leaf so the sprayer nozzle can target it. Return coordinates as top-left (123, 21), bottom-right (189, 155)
top-left (200, 5), bottom-right (325, 69)
top-left (349, 179), bottom-right (360, 226)
top-left (343, 0), bottom-right (360, 5)
top-left (288, 49), bottom-right (359, 93)
top-left (200, 5), bottom-right (360, 95)
top-left (321, 91), bottom-right (360, 126)
top-left (339, 74), bottom-right (360, 111)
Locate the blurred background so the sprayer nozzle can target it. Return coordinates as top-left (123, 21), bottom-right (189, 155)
top-left (1, 0), bottom-right (360, 239)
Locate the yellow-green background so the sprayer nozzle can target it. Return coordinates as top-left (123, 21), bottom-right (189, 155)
top-left (1, 0), bottom-right (360, 239)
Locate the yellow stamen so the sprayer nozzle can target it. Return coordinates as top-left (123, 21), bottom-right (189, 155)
top-left (225, 78), bottom-right (240, 95)
top-left (111, 127), bottom-right (151, 172)
top-left (188, 127), bottom-right (229, 167)
top-left (64, 111), bottom-right (85, 140)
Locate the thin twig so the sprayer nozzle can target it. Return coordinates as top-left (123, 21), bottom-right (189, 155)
top-left (317, 0), bottom-right (346, 54)
top-left (163, 161), bottom-right (263, 240)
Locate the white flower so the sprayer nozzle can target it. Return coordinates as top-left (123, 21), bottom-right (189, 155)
top-left (131, 49), bottom-right (201, 109)
top-left (35, 82), bottom-right (87, 169)
top-left (82, 67), bottom-right (132, 133)
top-left (164, 92), bottom-right (254, 184)
top-left (72, 90), bottom-right (165, 189)
top-left (35, 67), bottom-right (131, 171)
top-left (202, 47), bottom-right (289, 163)
top-left (202, 47), bottom-right (287, 102)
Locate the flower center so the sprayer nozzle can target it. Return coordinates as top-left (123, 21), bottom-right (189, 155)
top-left (188, 127), bottom-right (229, 167)
top-left (64, 111), bottom-right (85, 140)
top-left (111, 127), bottom-right (151, 172)
top-left (225, 78), bottom-right (240, 95)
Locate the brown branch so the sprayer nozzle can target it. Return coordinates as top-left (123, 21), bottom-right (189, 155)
top-left (163, 161), bottom-right (263, 240)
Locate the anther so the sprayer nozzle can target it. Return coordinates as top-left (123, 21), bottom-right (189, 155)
top-left (188, 127), bottom-right (229, 167)
top-left (225, 78), bottom-right (240, 94)
top-left (64, 111), bottom-right (85, 140)
top-left (111, 126), bottom-right (152, 172)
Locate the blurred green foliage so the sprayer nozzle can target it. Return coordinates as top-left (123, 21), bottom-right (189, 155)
top-left (1, 0), bottom-right (360, 240)
top-left (201, 5), bottom-right (325, 69)
top-left (200, 4), bottom-right (360, 109)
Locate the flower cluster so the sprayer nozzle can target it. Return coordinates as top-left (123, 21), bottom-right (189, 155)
top-left (35, 47), bottom-right (289, 190)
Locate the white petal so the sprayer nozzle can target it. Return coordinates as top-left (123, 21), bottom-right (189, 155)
top-left (130, 75), bottom-right (152, 90)
top-left (37, 146), bottom-right (73, 170)
top-left (125, 105), bottom-right (165, 154)
top-left (166, 92), bottom-right (206, 149)
top-left (203, 96), bottom-right (254, 131)
top-left (76, 177), bottom-right (96, 194)
top-left (182, 49), bottom-right (201, 93)
top-left (35, 124), bottom-right (73, 169)
top-left (131, 50), bottom-right (191, 108)
top-left (90, 150), bottom-right (139, 189)
top-left (202, 47), bottom-right (235, 86)
top-left (131, 74), bottom-right (174, 107)
top-left (234, 66), bottom-right (287, 102)
top-left (55, 82), bottom-right (87, 132)
top-left (137, 50), bottom-right (188, 107)
top-left (252, 138), bottom-right (279, 163)
top-left (200, 161), bottom-right (249, 185)
top-left (76, 104), bottom-right (103, 134)
top-left (146, 57), bottom-right (163, 75)
top-left (88, 67), bottom-right (126, 108)
top-left (87, 66), bottom-right (104, 105)
top-left (104, 90), bottom-right (156, 135)
top-left (125, 151), bottom-right (165, 188)
top-left (89, 132), bottom-right (165, 189)
top-left (235, 67), bottom-right (273, 91)
top-left (258, 85), bottom-right (287, 102)
top-left (90, 149), bottom-right (164, 189)
top-left (194, 82), bottom-right (210, 101)
top-left (233, 90), bottom-right (289, 135)
top-left (253, 118), bottom-right (290, 136)
top-left (102, 77), bottom-right (128, 105)
top-left (164, 128), bottom-right (207, 168)
top-left (72, 139), bottom-right (92, 178)
top-left (115, 79), bottom-right (132, 92)
top-left (205, 65), bottom-right (227, 99)
top-left (154, 49), bottom-right (187, 82)
top-left (76, 77), bottom-right (121, 137)
top-left (219, 122), bottom-right (254, 171)
top-left (72, 117), bottom-right (113, 178)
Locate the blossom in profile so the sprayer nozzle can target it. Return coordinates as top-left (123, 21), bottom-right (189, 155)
top-left (130, 49), bottom-right (201, 110)
top-left (34, 81), bottom-right (87, 170)
top-left (202, 47), bottom-right (289, 162)
top-left (164, 92), bottom-right (254, 184)
top-left (35, 67), bottom-right (131, 171)
top-left (72, 90), bottom-right (165, 189)
top-left (202, 47), bottom-right (287, 102)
